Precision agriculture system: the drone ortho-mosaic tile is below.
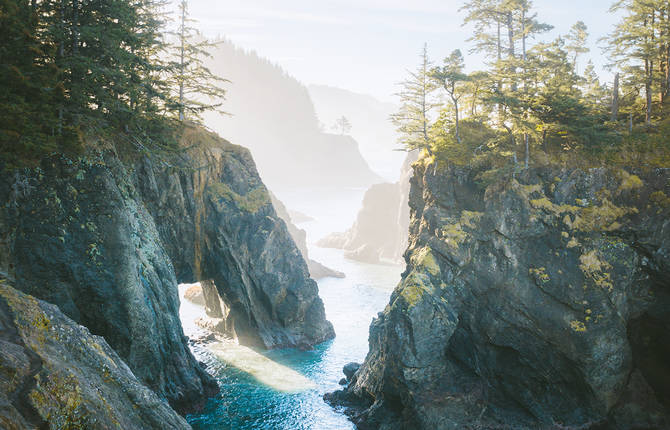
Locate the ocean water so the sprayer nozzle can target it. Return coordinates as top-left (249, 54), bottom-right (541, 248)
top-left (180, 187), bottom-right (404, 430)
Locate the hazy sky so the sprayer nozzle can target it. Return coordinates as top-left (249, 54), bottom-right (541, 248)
top-left (180, 0), bottom-right (619, 102)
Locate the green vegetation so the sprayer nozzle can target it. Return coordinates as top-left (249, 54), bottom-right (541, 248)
top-left (0, 0), bottom-right (226, 168)
top-left (393, 0), bottom-right (670, 170)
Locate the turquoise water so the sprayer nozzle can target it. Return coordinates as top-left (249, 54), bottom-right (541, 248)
top-left (182, 188), bottom-right (403, 430)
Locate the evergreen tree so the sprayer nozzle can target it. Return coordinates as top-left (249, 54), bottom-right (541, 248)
top-left (391, 44), bottom-right (438, 153)
top-left (565, 21), bottom-right (589, 71)
top-left (431, 50), bottom-right (469, 143)
top-left (172, 0), bottom-right (228, 122)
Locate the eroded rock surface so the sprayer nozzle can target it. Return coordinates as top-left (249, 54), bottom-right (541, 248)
top-left (0, 151), bottom-right (216, 413)
top-left (0, 275), bottom-right (190, 430)
top-left (133, 126), bottom-right (334, 349)
top-left (328, 159), bottom-right (670, 429)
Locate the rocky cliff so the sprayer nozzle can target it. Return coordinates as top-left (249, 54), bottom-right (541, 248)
top-left (327, 157), bottom-right (670, 429)
top-left (0, 125), bottom-right (333, 418)
top-left (132, 126), bottom-right (334, 349)
top-left (0, 275), bottom-right (190, 430)
top-left (318, 152), bottom-right (417, 264)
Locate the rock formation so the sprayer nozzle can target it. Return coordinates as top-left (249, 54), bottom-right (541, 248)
top-left (0, 275), bottom-right (190, 430)
top-left (318, 152), bottom-right (417, 264)
top-left (133, 126), bottom-right (335, 349)
top-left (0, 124), bottom-right (334, 415)
top-left (270, 192), bottom-right (344, 279)
top-left (327, 157), bottom-right (670, 429)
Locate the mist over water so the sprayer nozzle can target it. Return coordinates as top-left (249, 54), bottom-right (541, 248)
top-left (180, 187), bottom-right (404, 430)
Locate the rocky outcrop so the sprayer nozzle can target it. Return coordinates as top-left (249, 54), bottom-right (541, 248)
top-left (132, 126), bottom-right (334, 349)
top-left (0, 124), bottom-right (334, 417)
top-left (318, 152), bottom-right (417, 264)
top-left (0, 275), bottom-right (190, 430)
top-left (270, 192), bottom-right (344, 279)
top-left (327, 157), bottom-right (670, 429)
top-left (0, 151), bottom-right (216, 413)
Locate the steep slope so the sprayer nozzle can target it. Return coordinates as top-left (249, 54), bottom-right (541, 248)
top-left (0, 125), bottom-right (334, 414)
top-left (318, 152), bottom-right (417, 264)
top-left (328, 157), bottom-right (670, 429)
top-left (0, 275), bottom-right (191, 430)
top-left (132, 126), bottom-right (334, 349)
top-left (0, 150), bottom-right (216, 413)
top-left (202, 40), bottom-right (383, 190)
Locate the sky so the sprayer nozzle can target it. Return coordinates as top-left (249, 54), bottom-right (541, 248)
top-left (179, 0), bottom-right (620, 103)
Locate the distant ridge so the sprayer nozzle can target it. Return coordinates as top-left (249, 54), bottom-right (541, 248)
top-left (203, 39), bottom-right (383, 191)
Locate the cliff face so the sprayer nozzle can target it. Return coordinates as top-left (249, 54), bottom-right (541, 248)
top-left (0, 151), bottom-right (216, 413)
top-left (0, 125), bottom-right (333, 416)
top-left (318, 152), bottom-right (417, 264)
top-left (0, 276), bottom-right (190, 430)
top-left (132, 126), bottom-right (334, 349)
top-left (329, 159), bottom-right (670, 429)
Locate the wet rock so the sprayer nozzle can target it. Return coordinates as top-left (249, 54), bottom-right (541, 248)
top-left (339, 378), bottom-right (348, 386)
top-left (329, 160), bottom-right (670, 429)
top-left (0, 276), bottom-right (190, 429)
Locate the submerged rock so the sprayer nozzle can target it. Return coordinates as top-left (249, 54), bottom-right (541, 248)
top-left (0, 276), bottom-right (190, 430)
top-left (329, 159), bottom-right (670, 429)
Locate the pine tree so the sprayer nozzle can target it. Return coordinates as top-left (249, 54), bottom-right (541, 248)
top-left (391, 44), bottom-right (438, 153)
top-left (431, 50), bottom-right (469, 144)
top-left (565, 21), bottom-right (589, 71)
top-left (172, 0), bottom-right (228, 122)
top-left (0, 0), bottom-right (62, 166)
top-left (607, 0), bottom-right (662, 125)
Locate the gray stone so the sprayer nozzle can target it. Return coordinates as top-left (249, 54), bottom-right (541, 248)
top-left (329, 161), bottom-right (670, 429)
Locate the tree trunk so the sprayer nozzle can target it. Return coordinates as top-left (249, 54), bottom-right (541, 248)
top-left (611, 73), bottom-right (619, 122)
top-left (507, 12), bottom-right (516, 92)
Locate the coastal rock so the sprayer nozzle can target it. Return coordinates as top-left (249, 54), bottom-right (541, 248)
top-left (133, 126), bottom-right (335, 349)
top-left (0, 276), bottom-right (190, 430)
top-left (183, 283), bottom-right (205, 306)
top-left (318, 152), bottom-right (417, 264)
top-left (343, 362), bottom-right (361, 381)
top-left (0, 151), bottom-right (216, 413)
top-left (329, 159), bottom-right (670, 429)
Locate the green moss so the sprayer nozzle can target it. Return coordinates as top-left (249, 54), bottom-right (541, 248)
top-left (460, 210), bottom-right (483, 229)
top-left (570, 199), bottom-right (637, 232)
top-left (410, 247), bottom-right (440, 276)
top-left (529, 267), bottom-right (550, 283)
top-left (206, 182), bottom-right (270, 214)
top-left (617, 170), bottom-right (643, 193)
top-left (650, 191), bottom-right (670, 208)
top-left (570, 320), bottom-right (587, 332)
top-left (440, 223), bottom-right (467, 248)
top-left (579, 250), bottom-right (613, 291)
